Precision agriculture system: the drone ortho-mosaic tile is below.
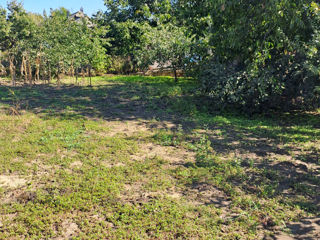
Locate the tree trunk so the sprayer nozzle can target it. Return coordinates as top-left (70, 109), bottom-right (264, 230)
top-left (24, 56), bottom-right (28, 84)
top-left (89, 66), bottom-right (92, 86)
top-left (75, 68), bottom-right (78, 85)
top-left (81, 68), bottom-right (85, 85)
top-left (70, 59), bottom-right (75, 82)
top-left (9, 55), bottom-right (16, 86)
top-left (173, 67), bottom-right (178, 83)
top-left (28, 60), bottom-right (32, 85)
top-left (35, 54), bottom-right (40, 83)
top-left (86, 67), bottom-right (90, 86)
top-left (20, 56), bottom-right (25, 84)
top-left (57, 64), bottom-right (61, 87)
top-left (48, 64), bottom-right (51, 84)
top-left (40, 60), bottom-right (45, 83)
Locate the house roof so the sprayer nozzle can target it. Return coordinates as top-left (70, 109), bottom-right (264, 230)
top-left (69, 9), bottom-right (94, 28)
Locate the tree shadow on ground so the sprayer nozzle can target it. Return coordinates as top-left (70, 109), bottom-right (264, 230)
top-left (0, 82), bottom-right (196, 127)
top-left (1, 82), bottom-right (317, 164)
top-left (268, 217), bottom-right (320, 240)
top-left (0, 80), bottom-right (319, 231)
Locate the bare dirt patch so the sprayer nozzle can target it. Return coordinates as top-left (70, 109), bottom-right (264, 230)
top-left (0, 213), bottom-right (17, 229)
top-left (182, 183), bottom-right (232, 207)
top-left (121, 182), bottom-right (182, 205)
top-left (54, 220), bottom-right (79, 240)
top-left (102, 162), bottom-right (126, 168)
top-left (132, 142), bottom-right (196, 165)
top-left (1, 189), bottom-right (37, 204)
top-left (26, 158), bottom-right (61, 177)
top-left (271, 217), bottom-right (320, 240)
top-left (105, 120), bottom-right (150, 137)
top-left (121, 179), bottom-right (232, 213)
top-left (70, 161), bottom-right (83, 169)
top-left (121, 182), bottom-right (149, 204)
top-left (0, 175), bottom-right (27, 189)
top-left (103, 119), bottom-right (177, 138)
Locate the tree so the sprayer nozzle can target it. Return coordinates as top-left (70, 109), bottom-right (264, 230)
top-left (0, 1), bottom-right (109, 86)
top-left (1, 0), bottom-right (34, 85)
top-left (39, 8), bottom-right (108, 86)
top-left (177, 0), bottom-right (320, 111)
top-left (104, 0), bottom-right (173, 23)
top-left (0, 7), bottom-right (9, 42)
top-left (0, 8), bottom-right (9, 78)
top-left (175, 0), bottom-right (213, 38)
top-left (136, 24), bottom-right (192, 82)
top-left (75, 19), bottom-right (108, 85)
top-left (98, 0), bottom-right (175, 73)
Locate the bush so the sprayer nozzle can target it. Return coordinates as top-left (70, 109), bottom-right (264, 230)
top-left (200, 55), bottom-right (320, 113)
top-left (107, 56), bottom-right (135, 74)
top-left (196, 0), bottom-right (320, 113)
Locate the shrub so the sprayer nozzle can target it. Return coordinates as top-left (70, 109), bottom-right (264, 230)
top-left (199, 0), bottom-right (320, 113)
top-left (107, 56), bottom-right (135, 74)
top-left (200, 54), bottom-right (320, 113)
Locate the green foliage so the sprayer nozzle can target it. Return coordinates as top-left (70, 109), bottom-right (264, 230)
top-left (104, 0), bottom-right (173, 23)
top-left (0, 7), bottom-right (9, 43)
top-left (0, 1), bottom-right (109, 83)
top-left (2, 0), bottom-right (320, 111)
top-left (200, 59), bottom-right (285, 112)
top-left (0, 1), bottom-right (33, 53)
top-left (107, 56), bottom-right (135, 74)
top-left (42, 9), bottom-right (107, 74)
top-left (135, 23), bottom-right (193, 80)
top-left (197, 0), bottom-right (320, 112)
top-left (98, 0), bottom-right (178, 73)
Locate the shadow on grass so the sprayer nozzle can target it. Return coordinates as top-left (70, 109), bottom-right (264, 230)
top-left (0, 77), bottom-right (319, 216)
top-left (0, 79), bottom-right (197, 125)
top-left (271, 217), bottom-right (320, 240)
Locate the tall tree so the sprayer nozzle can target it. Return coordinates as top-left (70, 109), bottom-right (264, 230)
top-left (190, 0), bottom-right (320, 111)
top-left (2, 1), bottom-right (34, 85)
top-left (98, 0), bottom-right (175, 70)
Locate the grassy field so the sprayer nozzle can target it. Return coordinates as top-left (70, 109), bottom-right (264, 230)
top-left (0, 76), bottom-right (319, 239)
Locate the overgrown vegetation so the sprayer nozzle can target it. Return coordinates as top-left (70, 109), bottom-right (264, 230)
top-left (1, 0), bottom-right (320, 111)
top-left (197, 0), bottom-right (320, 112)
